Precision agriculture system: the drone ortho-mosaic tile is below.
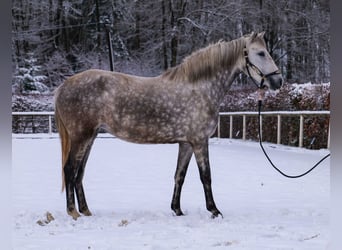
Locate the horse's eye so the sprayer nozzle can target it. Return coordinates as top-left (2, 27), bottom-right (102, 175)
top-left (258, 51), bottom-right (265, 57)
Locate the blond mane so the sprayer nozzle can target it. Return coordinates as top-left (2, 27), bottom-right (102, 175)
top-left (162, 37), bottom-right (246, 83)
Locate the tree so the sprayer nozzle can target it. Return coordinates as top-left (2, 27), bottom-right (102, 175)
top-left (12, 0), bottom-right (330, 89)
top-left (13, 53), bottom-right (48, 94)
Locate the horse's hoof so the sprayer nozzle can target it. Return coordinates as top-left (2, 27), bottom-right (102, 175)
top-left (175, 211), bottom-right (185, 216)
top-left (68, 209), bottom-right (81, 220)
top-left (210, 210), bottom-right (223, 219)
top-left (81, 209), bottom-right (92, 216)
top-left (172, 208), bottom-right (185, 216)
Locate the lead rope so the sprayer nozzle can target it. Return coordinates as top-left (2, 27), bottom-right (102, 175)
top-left (257, 89), bottom-right (330, 178)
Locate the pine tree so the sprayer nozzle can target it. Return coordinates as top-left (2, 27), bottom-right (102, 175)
top-left (13, 53), bottom-right (48, 94)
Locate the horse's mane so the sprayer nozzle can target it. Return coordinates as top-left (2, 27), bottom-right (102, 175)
top-left (161, 37), bottom-right (247, 83)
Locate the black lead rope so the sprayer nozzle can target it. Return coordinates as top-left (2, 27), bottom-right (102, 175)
top-left (244, 47), bottom-right (330, 177)
top-left (257, 96), bottom-right (331, 178)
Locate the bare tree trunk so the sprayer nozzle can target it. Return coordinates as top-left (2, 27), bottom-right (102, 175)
top-left (162, 0), bottom-right (168, 70)
top-left (133, 1), bottom-right (141, 50)
top-left (95, 0), bottom-right (102, 68)
top-left (169, 0), bottom-right (187, 67)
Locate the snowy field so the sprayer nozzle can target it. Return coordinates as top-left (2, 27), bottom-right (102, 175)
top-left (12, 135), bottom-right (330, 250)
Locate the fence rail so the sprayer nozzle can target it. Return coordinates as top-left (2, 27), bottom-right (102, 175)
top-left (12, 111), bottom-right (330, 148)
top-left (12, 111), bottom-right (55, 134)
top-left (218, 110), bottom-right (330, 148)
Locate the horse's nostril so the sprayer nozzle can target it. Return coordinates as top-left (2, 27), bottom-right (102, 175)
top-left (279, 78), bottom-right (283, 87)
top-left (269, 76), bottom-right (283, 90)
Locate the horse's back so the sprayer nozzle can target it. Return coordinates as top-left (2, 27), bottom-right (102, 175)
top-left (54, 69), bottom-right (177, 142)
top-left (57, 69), bottom-right (151, 92)
top-left (55, 69), bottom-right (152, 108)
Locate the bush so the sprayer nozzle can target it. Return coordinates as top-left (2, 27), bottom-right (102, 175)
top-left (217, 83), bottom-right (330, 149)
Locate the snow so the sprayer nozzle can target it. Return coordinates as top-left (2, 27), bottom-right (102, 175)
top-left (289, 82), bottom-right (330, 97)
top-left (12, 136), bottom-right (330, 250)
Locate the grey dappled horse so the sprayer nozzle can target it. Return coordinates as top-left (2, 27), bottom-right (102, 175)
top-left (55, 32), bottom-right (283, 220)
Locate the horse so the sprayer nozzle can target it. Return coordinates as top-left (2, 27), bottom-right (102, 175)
top-left (55, 31), bottom-right (283, 220)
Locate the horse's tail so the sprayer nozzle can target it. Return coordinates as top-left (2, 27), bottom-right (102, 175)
top-left (55, 105), bottom-right (70, 193)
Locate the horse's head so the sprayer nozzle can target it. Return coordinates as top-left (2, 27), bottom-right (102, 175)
top-left (243, 32), bottom-right (283, 90)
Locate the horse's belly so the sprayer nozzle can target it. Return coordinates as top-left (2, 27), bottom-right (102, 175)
top-left (101, 98), bottom-right (217, 144)
top-left (104, 121), bottom-right (187, 144)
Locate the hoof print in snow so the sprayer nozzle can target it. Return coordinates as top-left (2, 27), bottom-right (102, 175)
top-left (213, 240), bottom-right (238, 247)
top-left (118, 219), bottom-right (129, 227)
top-left (36, 212), bottom-right (55, 226)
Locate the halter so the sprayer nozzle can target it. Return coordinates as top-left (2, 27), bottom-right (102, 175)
top-left (244, 48), bottom-right (281, 89)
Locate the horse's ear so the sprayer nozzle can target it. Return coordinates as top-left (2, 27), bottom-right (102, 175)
top-left (258, 31), bottom-right (266, 38)
top-left (245, 32), bottom-right (258, 43)
top-left (250, 32), bottom-right (258, 39)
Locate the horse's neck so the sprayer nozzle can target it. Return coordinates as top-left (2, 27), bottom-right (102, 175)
top-left (217, 39), bottom-right (245, 82)
top-left (204, 69), bottom-right (240, 108)
top-left (162, 37), bottom-right (245, 85)
top-left (203, 38), bottom-right (244, 89)
top-left (208, 41), bottom-right (245, 104)
top-left (161, 37), bottom-right (245, 105)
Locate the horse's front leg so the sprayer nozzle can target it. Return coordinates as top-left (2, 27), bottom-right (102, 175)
top-left (193, 140), bottom-right (222, 218)
top-left (171, 142), bottom-right (193, 216)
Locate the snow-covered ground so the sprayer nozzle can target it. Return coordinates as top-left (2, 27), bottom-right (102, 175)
top-left (12, 136), bottom-right (330, 250)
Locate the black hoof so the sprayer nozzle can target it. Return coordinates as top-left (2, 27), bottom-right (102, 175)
top-left (173, 209), bottom-right (185, 216)
top-left (171, 203), bottom-right (185, 216)
top-left (210, 210), bottom-right (223, 219)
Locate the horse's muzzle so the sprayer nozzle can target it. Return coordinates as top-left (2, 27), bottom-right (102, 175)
top-left (268, 74), bottom-right (283, 90)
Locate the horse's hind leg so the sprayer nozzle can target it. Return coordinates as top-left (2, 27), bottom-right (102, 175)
top-left (64, 151), bottom-right (81, 220)
top-left (75, 135), bottom-right (96, 216)
top-left (171, 142), bottom-right (193, 216)
top-left (64, 135), bottom-right (95, 219)
top-left (193, 140), bottom-right (222, 218)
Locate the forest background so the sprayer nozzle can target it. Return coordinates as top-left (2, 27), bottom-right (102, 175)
top-left (11, 0), bottom-right (330, 148)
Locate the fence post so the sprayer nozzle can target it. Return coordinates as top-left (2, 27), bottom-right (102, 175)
top-left (48, 115), bottom-right (52, 134)
top-left (229, 115), bottom-right (233, 139)
top-left (328, 123), bottom-right (330, 149)
top-left (299, 115), bottom-right (304, 147)
top-left (277, 115), bottom-right (281, 144)
top-left (242, 115), bottom-right (246, 140)
top-left (217, 116), bottom-right (221, 138)
top-left (259, 115), bottom-right (263, 141)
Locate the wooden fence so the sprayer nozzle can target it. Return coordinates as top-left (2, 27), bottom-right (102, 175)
top-left (12, 111), bottom-right (330, 148)
top-left (218, 111), bottom-right (330, 148)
